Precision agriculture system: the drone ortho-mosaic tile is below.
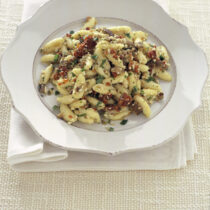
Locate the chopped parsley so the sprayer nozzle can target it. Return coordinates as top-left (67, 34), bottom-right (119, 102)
top-left (47, 90), bottom-right (52, 95)
top-left (96, 75), bottom-right (105, 84)
top-left (107, 127), bottom-right (114, 132)
top-left (125, 33), bottom-right (131, 38)
top-left (146, 76), bottom-right (155, 82)
top-left (128, 72), bottom-right (132, 76)
top-left (132, 86), bottom-right (138, 94)
top-left (52, 105), bottom-right (59, 111)
top-left (72, 59), bottom-right (78, 66)
top-left (100, 59), bottom-right (106, 68)
top-left (159, 55), bottom-right (165, 61)
top-left (79, 37), bottom-right (83, 43)
top-left (140, 89), bottom-right (144, 95)
top-left (81, 68), bottom-right (85, 72)
top-left (147, 96), bottom-right (153, 101)
top-left (102, 119), bottom-right (111, 125)
top-left (96, 101), bottom-right (102, 107)
top-left (93, 37), bottom-right (98, 41)
top-left (55, 90), bottom-right (60, 95)
top-left (77, 113), bottom-right (86, 117)
top-left (70, 30), bottom-right (74, 34)
top-left (91, 54), bottom-right (98, 60)
top-left (120, 119), bottom-right (128, 125)
top-left (54, 54), bottom-right (59, 62)
top-left (71, 72), bottom-right (76, 77)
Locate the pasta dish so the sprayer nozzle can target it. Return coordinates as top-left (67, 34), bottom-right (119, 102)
top-left (38, 17), bottom-right (172, 127)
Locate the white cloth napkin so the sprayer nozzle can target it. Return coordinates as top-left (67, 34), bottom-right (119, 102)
top-left (7, 0), bottom-right (197, 172)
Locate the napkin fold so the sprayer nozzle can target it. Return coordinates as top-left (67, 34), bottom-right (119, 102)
top-left (7, 0), bottom-right (197, 172)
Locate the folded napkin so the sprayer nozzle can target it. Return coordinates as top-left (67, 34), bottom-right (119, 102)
top-left (7, 0), bottom-right (197, 172)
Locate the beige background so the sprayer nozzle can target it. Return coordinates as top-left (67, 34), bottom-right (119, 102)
top-left (0, 0), bottom-right (209, 209)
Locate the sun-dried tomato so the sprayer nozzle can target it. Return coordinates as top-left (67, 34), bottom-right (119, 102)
top-left (106, 105), bottom-right (120, 111)
top-left (134, 65), bottom-right (139, 73)
top-left (53, 73), bottom-right (60, 80)
top-left (105, 82), bottom-right (111, 86)
top-left (147, 50), bottom-right (156, 59)
top-left (118, 93), bottom-right (132, 106)
top-left (111, 72), bottom-right (118, 78)
top-left (74, 42), bottom-right (86, 58)
top-left (130, 102), bottom-right (142, 115)
top-left (110, 49), bottom-right (115, 54)
top-left (113, 54), bottom-right (118, 59)
top-left (86, 36), bottom-right (96, 50)
top-left (66, 33), bottom-right (71, 38)
top-left (74, 35), bottom-right (96, 58)
top-left (100, 94), bottom-right (112, 104)
top-left (60, 66), bottom-right (67, 71)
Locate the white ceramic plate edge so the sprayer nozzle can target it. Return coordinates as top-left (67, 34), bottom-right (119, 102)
top-left (0, 0), bottom-right (208, 156)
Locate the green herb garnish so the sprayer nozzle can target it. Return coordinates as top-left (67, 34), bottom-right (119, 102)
top-left (72, 72), bottom-right (76, 77)
top-left (147, 96), bottom-right (153, 101)
top-left (140, 89), bottom-right (144, 95)
top-left (77, 113), bottom-right (86, 117)
top-left (120, 119), bottom-right (128, 125)
top-left (102, 119), bottom-right (112, 125)
top-left (128, 72), bottom-right (132, 76)
top-left (93, 37), bottom-right (98, 41)
top-left (107, 127), bottom-right (114, 132)
top-left (125, 33), bottom-right (131, 38)
top-left (96, 101), bottom-right (102, 107)
top-left (54, 54), bottom-right (59, 62)
top-left (52, 105), bottom-right (59, 111)
top-left (79, 37), bottom-right (83, 43)
top-left (100, 59), bottom-right (106, 68)
top-left (159, 55), bottom-right (165, 61)
top-left (96, 75), bottom-right (105, 84)
top-left (132, 86), bottom-right (138, 94)
top-left (55, 90), bottom-right (60, 95)
top-left (91, 54), bottom-right (98, 60)
top-left (81, 68), bottom-right (85, 72)
top-left (146, 76), bottom-right (155, 82)
top-left (72, 59), bottom-right (78, 66)
top-left (70, 30), bottom-right (74, 34)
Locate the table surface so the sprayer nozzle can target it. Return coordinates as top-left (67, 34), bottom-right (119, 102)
top-left (0, 0), bottom-right (209, 209)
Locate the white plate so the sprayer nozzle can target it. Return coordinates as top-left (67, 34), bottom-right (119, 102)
top-left (34, 17), bottom-right (176, 132)
top-left (1, 0), bottom-right (208, 155)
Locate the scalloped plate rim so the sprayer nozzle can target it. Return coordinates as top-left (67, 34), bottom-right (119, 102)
top-left (0, 0), bottom-right (208, 156)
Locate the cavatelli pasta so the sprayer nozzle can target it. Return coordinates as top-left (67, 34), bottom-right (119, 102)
top-left (38, 17), bottom-right (172, 128)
